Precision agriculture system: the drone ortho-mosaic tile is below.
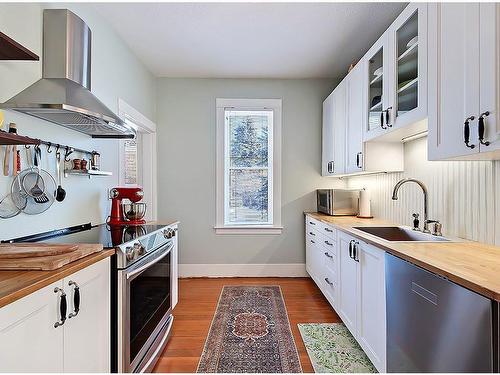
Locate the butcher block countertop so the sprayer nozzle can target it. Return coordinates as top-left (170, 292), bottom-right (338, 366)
top-left (306, 212), bottom-right (500, 302)
top-left (0, 248), bottom-right (114, 309)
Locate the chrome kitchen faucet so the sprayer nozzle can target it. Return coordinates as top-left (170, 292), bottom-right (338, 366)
top-left (392, 178), bottom-right (441, 235)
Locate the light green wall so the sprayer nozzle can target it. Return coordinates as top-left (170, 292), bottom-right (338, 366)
top-left (0, 3), bottom-right (156, 239)
top-left (156, 78), bottom-right (344, 265)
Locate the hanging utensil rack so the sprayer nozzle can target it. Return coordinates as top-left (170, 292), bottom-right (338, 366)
top-left (0, 129), bottom-right (97, 160)
top-left (0, 130), bottom-right (111, 179)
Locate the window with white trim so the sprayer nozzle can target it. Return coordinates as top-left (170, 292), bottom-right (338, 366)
top-left (216, 99), bottom-right (282, 234)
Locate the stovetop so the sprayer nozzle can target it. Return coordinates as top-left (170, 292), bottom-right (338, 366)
top-left (2, 222), bottom-right (175, 269)
top-left (2, 223), bottom-right (168, 247)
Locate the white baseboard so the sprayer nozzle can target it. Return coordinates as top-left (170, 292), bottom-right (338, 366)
top-left (179, 263), bottom-right (308, 278)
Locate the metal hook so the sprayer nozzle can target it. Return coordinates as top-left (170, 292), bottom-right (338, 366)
top-left (55, 144), bottom-right (60, 154)
top-left (64, 146), bottom-right (74, 162)
top-left (47, 142), bottom-right (52, 153)
top-left (24, 144), bottom-right (31, 149)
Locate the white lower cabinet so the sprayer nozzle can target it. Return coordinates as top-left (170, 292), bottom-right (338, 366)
top-left (0, 258), bottom-right (110, 373)
top-left (63, 258), bottom-right (110, 372)
top-left (305, 217), bottom-right (338, 308)
top-left (0, 280), bottom-right (64, 373)
top-left (337, 230), bottom-right (386, 372)
top-left (305, 217), bottom-right (386, 373)
top-left (356, 241), bottom-right (386, 372)
top-left (338, 232), bottom-right (358, 334)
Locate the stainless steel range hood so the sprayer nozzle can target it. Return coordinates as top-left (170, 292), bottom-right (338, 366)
top-left (0, 9), bottom-right (135, 139)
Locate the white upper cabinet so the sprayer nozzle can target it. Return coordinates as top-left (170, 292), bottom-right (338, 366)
top-left (322, 80), bottom-right (346, 176)
top-left (365, 33), bottom-right (391, 140)
top-left (345, 63), bottom-right (366, 174)
top-left (322, 91), bottom-right (335, 176)
top-left (364, 3), bottom-right (428, 142)
top-left (389, 3), bottom-right (428, 132)
top-left (428, 3), bottom-right (500, 160)
top-left (322, 60), bottom-right (404, 177)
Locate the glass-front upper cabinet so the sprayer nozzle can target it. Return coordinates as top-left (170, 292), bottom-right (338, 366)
top-left (390, 3), bottom-right (428, 130)
top-left (363, 4), bottom-right (428, 141)
top-left (364, 33), bottom-right (390, 139)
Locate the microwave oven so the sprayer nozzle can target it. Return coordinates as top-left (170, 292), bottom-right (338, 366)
top-left (316, 189), bottom-right (360, 216)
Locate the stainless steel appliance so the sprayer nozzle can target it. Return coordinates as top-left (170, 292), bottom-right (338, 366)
top-left (316, 188), bottom-right (360, 216)
top-left (0, 9), bottom-right (135, 139)
top-left (386, 253), bottom-right (498, 372)
top-left (2, 222), bottom-right (177, 373)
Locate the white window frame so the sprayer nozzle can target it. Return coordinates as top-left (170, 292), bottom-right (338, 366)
top-left (215, 98), bottom-right (282, 235)
top-left (118, 98), bottom-right (158, 222)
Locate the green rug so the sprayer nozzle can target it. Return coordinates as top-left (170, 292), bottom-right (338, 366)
top-left (298, 323), bottom-right (377, 373)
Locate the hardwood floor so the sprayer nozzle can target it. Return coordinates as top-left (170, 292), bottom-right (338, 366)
top-left (153, 277), bottom-right (340, 373)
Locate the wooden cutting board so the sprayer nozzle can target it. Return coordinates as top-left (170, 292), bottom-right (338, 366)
top-left (0, 244), bottom-right (103, 270)
top-left (0, 244), bottom-right (79, 259)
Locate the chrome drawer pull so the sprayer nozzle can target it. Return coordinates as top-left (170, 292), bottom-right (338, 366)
top-left (309, 221), bottom-right (316, 225)
top-left (324, 227), bottom-right (333, 233)
top-left (324, 277), bottom-right (334, 286)
top-left (309, 231), bottom-right (316, 236)
top-left (324, 240), bottom-right (333, 246)
top-left (324, 252), bottom-right (333, 259)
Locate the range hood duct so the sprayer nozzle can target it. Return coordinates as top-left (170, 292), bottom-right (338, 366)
top-left (1, 9), bottom-right (135, 139)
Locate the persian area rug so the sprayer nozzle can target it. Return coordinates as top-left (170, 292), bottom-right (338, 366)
top-left (196, 285), bottom-right (302, 373)
top-left (298, 323), bottom-right (377, 373)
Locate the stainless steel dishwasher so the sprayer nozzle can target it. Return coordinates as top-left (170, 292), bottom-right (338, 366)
top-left (386, 253), bottom-right (498, 372)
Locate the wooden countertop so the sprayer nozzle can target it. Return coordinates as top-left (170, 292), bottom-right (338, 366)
top-left (0, 249), bottom-right (114, 309)
top-left (305, 212), bottom-right (500, 301)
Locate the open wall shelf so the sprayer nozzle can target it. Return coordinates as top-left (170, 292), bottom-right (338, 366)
top-left (0, 32), bottom-right (39, 60)
top-left (0, 130), bottom-right (39, 146)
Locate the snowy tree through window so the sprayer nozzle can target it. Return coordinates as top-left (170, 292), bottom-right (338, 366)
top-left (224, 110), bottom-right (273, 225)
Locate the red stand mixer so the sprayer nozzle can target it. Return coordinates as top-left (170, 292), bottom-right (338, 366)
top-left (107, 187), bottom-right (147, 226)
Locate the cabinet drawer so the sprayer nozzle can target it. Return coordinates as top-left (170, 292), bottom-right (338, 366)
top-left (309, 228), bottom-right (336, 253)
top-left (321, 236), bottom-right (336, 252)
top-left (322, 270), bottom-right (337, 306)
top-left (321, 248), bottom-right (336, 274)
top-left (306, 216), bottom-right (322, 232)
top-left (319, 222), bottom-right (336, 239)
top-left (306, 216), bottom-right (336, 239)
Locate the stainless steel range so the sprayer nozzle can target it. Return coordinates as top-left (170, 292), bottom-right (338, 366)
top-left (3, 222), bottom-right (178, 373)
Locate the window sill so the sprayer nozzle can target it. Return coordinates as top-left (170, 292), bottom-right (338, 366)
top-left (214, 226), bottom-right (283, 235)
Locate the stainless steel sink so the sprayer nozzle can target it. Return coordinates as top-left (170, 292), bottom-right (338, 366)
top-left (352, 226), bottom-right (452, 242)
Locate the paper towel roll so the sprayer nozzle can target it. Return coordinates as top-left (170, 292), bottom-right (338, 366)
top-left (358, 189), bottom-right (372, 218)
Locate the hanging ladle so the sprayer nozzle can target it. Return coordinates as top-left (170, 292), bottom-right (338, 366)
top-left (55, 148), bottom-right (66, 202)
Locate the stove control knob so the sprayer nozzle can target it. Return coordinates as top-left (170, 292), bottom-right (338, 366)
top-left (133, 242), bottom-right (144, 255)
top-left (136, 243), bottom-right (145, 255)
top-left (125, 246), bottom-right (135, 261)
top-left (163, 228), bottom-right (174, 239)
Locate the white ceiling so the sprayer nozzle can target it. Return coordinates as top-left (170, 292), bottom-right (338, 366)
top-left (91, 2), bottom-right (407, 79)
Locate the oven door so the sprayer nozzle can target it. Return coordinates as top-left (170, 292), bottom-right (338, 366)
top-left (118, 241), bottom-right (174, 373)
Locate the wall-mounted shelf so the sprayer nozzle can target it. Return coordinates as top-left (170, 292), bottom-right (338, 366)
top-left (0, 32), bottom-right (39, 61)
top-left (64, 169), bottom-right (112, 179)
top-left (0, 130), bottom-right (39, 145)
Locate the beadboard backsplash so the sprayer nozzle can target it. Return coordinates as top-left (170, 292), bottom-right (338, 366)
top-left (346, 137), bottom-right (500, 246)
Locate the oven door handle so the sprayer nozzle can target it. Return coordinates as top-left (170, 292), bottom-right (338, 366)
top-left (126, 242), bottom-right (173, 280)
